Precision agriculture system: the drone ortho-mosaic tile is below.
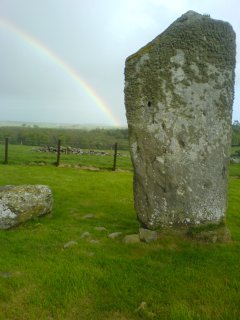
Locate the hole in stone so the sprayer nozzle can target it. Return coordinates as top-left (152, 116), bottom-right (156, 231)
top-left (222, 165), bottom-right (226, 178)
top-left (178, 138), bottom-right (185, 148)
top-left (202, 110), bottom-right (206, 116)
top-left (160, 186), bottom-right (166, 193)
top-left (148, 101), bottom-right (151, 107)
top-left (145, 195), bottom-right (150, 206)
top-left (162, 122), bottom-right (166, 130)
top-left (203, 181), bottom-right (212, 189)
top-left (162, 147), bottom-right (167, 154)
top-left (200, 152), bottom-right (206, 160)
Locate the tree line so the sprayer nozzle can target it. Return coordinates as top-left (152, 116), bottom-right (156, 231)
top-left (0, 126), bottom-right (129, 150)
top-left (232, 121), bottom-right (240, 146)
top-left (0, 122), bottom-right (240, 149)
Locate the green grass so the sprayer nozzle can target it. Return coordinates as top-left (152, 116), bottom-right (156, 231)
top-left (0, 144), bottom-right (133, 170)
top-left (229, 163), bottom-right (240, 177)
top-left (0, 163), bottom-right (240, 319)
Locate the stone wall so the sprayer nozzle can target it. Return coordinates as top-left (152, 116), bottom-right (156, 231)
top-left (125, 11), bottom-right (236, 229)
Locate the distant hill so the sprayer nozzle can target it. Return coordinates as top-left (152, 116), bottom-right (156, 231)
top-left (0, 121), bottom-right (126, 130)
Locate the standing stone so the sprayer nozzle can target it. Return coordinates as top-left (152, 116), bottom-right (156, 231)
top-left (125, 11), bottom-right (236, 229)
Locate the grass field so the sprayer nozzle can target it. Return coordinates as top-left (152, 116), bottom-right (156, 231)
top-left (0, 144), bottom-right (132, 171)
top-left (0, 156), bottom-right (240, 318)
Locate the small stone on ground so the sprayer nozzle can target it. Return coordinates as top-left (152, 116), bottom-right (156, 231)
top-left (63, 241), bottom-right (78, 249)
top-left (89, 239), bottom-right (100, 244)
top-left (94, 227), bottom-right (107, 231)
top-left (123, 234), bottom-right (140, 244)
top-left (108, 232), bottom-right (123, 239)
top-left (80, 231), bottom-right (91, 238)
top-left (82, 214), bottom-right (95, 219)
top-left (139, 228), bottom-right (158, 242)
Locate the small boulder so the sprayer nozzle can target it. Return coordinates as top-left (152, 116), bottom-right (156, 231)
top-left (94, 227), bottom-right (107, 231)
top-left (0, 185), bottom-right (53, 229)
top-left (89, 239), bottom-right (100, 244)
top-left (123, 234), bottom-right (140, 244)
top-left (80, 231), bottom-right (91, 239)
top-left (63, 241), bottom-right (78, 249)
top-left (139, 228), bottom-right (158, 243)
top-left (82, 214), bottom-right (95, 219)
top-left (108, 232), bottom-right (123, 239)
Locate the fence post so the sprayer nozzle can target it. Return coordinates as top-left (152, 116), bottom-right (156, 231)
top-left (56, 139), bottom-right (61, 167)
top-left (4, 137), bottom-right (9, 164)
top-left (113, 142), bottom-right (118, 171)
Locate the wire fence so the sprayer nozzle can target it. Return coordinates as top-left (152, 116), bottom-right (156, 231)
top-left (0, 138), bottom-right (132, 171)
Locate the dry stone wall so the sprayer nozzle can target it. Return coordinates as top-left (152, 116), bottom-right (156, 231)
top-left (125, 11), bottom-right (236, 229)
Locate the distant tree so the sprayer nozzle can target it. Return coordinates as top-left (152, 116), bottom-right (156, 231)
top-left (232, 120), bottom-right (240, 146)
top-left (0, 126), bottom-right (130, 150)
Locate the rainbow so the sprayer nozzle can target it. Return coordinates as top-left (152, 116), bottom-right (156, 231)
top-left (0, 18), bottom-right (121, 127)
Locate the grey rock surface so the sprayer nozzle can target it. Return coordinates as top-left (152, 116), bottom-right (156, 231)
top-left (139, 228), bottom-right (158, 242)
top-left (125, 11), bottom-right (236, 229)
top-left (0, 185), bottom-right (53, 229)
top-left (123, 234), bottom-right (140, 244)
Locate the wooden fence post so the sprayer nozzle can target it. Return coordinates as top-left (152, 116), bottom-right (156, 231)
top-left (4, 137), bottom-right (9, 164)
top-left (113, 142), bottom-right (118, 171)
top-left (56, 139), bottom-right (61, 167)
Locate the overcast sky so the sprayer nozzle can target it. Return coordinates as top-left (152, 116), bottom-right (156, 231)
top-left (0, 0), bottom-right (239, 126)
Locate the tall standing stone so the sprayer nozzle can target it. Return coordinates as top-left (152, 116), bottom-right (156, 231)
top-left (125, 11), bottom-right (236, 229)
